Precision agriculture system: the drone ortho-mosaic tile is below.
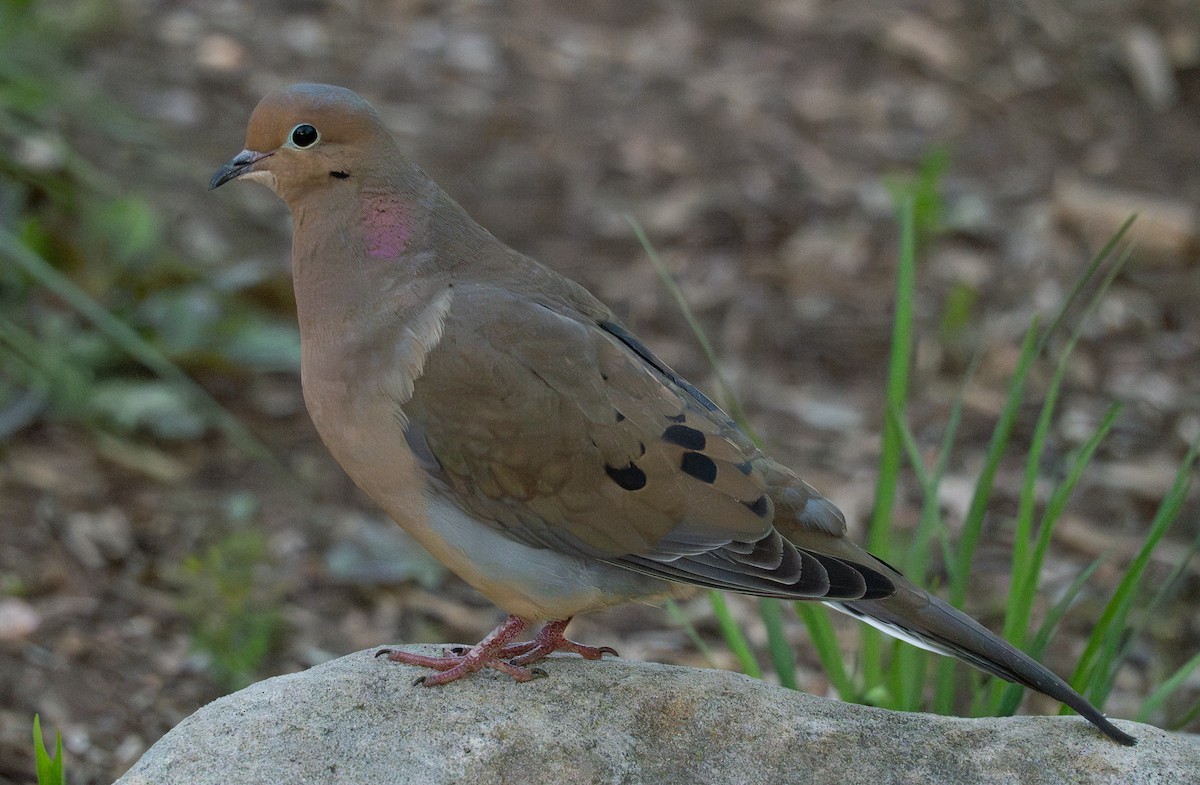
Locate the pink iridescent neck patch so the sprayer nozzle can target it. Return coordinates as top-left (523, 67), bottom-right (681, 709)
top-left (362, 193), bottom-right (412, 259)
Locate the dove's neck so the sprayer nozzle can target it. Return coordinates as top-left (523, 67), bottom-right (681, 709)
top-left (287, 160), bottom-right (490, 333)
top-left (286, 161), bottom-right (481, 453)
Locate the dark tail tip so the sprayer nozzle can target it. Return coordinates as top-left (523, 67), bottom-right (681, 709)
top-left (836, 596), bottom-right (1138, 746)
top-left (1084, 714), bottom-right (1136, 746)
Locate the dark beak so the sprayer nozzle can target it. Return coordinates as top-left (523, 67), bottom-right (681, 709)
top-left (209, 149), bottom-right (271, 190)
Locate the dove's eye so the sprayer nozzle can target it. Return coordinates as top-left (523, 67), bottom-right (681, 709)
top-left (289, 123), bottom-right (319, 148)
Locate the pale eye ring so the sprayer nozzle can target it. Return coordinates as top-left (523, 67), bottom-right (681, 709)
top-left (289, 123), bottom-right (319, 148)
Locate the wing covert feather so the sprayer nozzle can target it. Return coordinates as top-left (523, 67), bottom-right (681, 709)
top-left (401, 283), bottom-right (895, 602)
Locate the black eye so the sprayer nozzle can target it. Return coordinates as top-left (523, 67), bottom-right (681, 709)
top-left (290, 123), bottom-right (319, 148)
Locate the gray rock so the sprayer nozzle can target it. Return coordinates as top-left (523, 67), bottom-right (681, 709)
top-left (115, 646), bottom-right (1193, 785)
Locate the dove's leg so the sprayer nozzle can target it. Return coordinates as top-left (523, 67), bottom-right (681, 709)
top-left (506, 618), bottom-right (619, 666)
top-left (376, 615), bottom-right (617, 686)
top-left (377, 614), bottom-right (534, 685)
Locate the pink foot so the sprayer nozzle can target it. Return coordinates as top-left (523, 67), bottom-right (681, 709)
top-left (376, 615), bottom-right (618, 686)
top-left (507, 618), bottom-right (619, 666)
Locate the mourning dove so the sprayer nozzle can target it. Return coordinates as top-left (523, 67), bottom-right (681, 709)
top-left (211, 83), bottom-right (1134, 745)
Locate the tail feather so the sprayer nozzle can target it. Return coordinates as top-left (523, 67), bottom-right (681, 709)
top-left (830, 587), bottom-right (1136, 746)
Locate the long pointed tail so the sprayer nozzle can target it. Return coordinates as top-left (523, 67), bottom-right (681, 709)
top-left (830, 582), bottom-right (1136, 746)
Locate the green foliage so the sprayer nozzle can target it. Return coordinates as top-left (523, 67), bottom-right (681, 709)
top-left (635, 174), bottom-right (1194, 730)
top-left (708, 590), bottom-right (761, 678)
top-left (886, 147), bottom-right (982, 347)
top-left (858, 193), bottom-right (918, 688)
top-left (1068, 437), bottom-right (1199, 711)
top-left (625, 216), bottom-right (756, 438)
top-left (0, 0), bottom-right (294, 451)
top-left (174, 512), bottom-right (284, 691)
top-left (938, 281), bottom-right (978, 343)
top-left (32, 715), bottom-right (66, 785)
top-left (1139, 647), bottom-right (1200, 729)
top-left (885, 145), bottom-right (948, 246)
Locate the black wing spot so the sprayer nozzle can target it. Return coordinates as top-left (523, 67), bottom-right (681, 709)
top-left (614, 409), bottom-right (626, 423)
top-left (680, 452), bottom-right (718, 484)
top-left (605, 462), bottom-right (647, 491)
top-left (665, 412), bottom-right (687, 423)
top-left (662, 424), bottom-right (706, 451)
top-left (743, 494), bottom-right (771, 518)
top-left (330, 170), bottom-right (350, 179)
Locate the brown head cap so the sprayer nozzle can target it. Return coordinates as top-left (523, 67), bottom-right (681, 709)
top-left (210, 83), bottom-right (392, 200)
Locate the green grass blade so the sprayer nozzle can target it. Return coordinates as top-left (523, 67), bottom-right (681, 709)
top-left (1167, 693), bottom-right (1200, 732)
top-left (891, 347), bottom-right (983, 714)
top-left (626, 216), bottom-right (756, 439)
top-left (908, 345), bottom-right (980, 578)
top-left (1037, 214), bottom-right (1136, 355)
top-left (1099, 526), bottom-right (1200, 719)
top-left (0, 317), bottom-right (66, 403)
top-left (663, 599), bottom-right (720, 668)
top-left (1087, 474), bottom-right (1198, 708)
top-left (1135, 649), bottom-right (1200, 725)
top-left (1127, 527), bottom-right (1200, 671)
top-left (1031, 558), bottom-right (1106, 662)
top-left (887, 407), bottom-right (937, 711)
top-left (892, 642), bottom-right (930, 712)
top-left (1070, 435), bottom-right (1199, 706)
top-left (1004, 347), bottom-right (1065, 648)
top-left (939, 218), bottom-right (1135, 716)
top-left (1023, 403), bottom-right (1120, 599)
top-left (932, 320), bottom-right (1040, 713)
top-left (944, 320), bottom-right (1040, 604)
top-left (759, 598), bottom-right (798, 689)
top-left (868, 193), bottom-right (917, 557)
top-left (994, 400), bottom-right (1121, 705)
top-left (861, 194), bottom-right (918, 689)
top-left (995, 557), bottom-right (1105, 716)
top-left (891, 396), bottom-right (980, 712)
top-left (947, 215), bottom-right (1131, 598)
top-left (994, 234), bottom-right (1129, 712)
top-left (795, 603), bottom-right (856, 700)
top-left (891, 398), bottom-right (943, 578)
top-left (1001, 389), bottom-right (1121, 655)
top-left (709, 590), bottom-right (761, 678)
top-left (891, 401), bottom-right (932, 492)
top-left (33, 715), bottom-right (66, 785)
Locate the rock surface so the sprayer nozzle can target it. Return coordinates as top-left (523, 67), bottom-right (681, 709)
top-left (116, 646), bottom-right (1192, 785)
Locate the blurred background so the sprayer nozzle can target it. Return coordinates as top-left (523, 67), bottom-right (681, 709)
top-left (2, 0), bottom-right (1198, 781)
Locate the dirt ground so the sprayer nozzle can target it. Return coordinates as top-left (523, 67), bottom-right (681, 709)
top-left (3, 1), bottom-right (1199, 782)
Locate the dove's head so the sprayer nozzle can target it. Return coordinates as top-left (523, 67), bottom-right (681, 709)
top-left (210, 83), bottom-right (391, 202)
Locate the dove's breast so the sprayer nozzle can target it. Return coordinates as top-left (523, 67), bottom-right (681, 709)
top-left (299, 287), bottom-right (681, 619)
